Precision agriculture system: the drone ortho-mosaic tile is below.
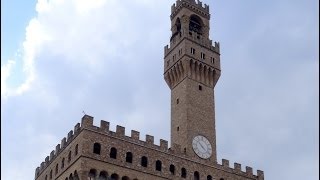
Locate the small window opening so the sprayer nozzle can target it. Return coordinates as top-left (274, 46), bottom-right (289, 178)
top-left (68, 151), bottom-right (71, 162)
top-left (61, 158), bottom-right (65, 169)
top-left (156, 160), bottom-right (162, 171)
top-left (199, 85), bottom-right (202, 91)
top-left (211, 57), bottom-right (215, 64)
top-left (191, 48), bottom-right (195, 54)
top-left (110, 147), bottom-right (117, 159)
top-left (201, 52), bottom-right (206, 59)
top-left (207, 175), bottom-right (213, 180)
top-left (141, 156), bottom-right (148, 167)
top-left (93, 143), bottom-right (101, 154)
top-left (176, 98), bottom-right (179, 104)
top-left (126, 152), bottom-right (133, 163)
top-left (177, 127), bottom-right (179, 131)
top-left (194, 171), bottom-right (200, 180)
top-left (75, 144), bottom-right (78, 156)
top-left (184, 148), bottom-right (186, 153)
top-left (181, 168), bottom-right (187, 178)
top-left (170, 164), bottom-right (175, 174)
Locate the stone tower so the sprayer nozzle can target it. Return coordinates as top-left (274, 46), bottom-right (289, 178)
top-left (164, 0), bottom-right (221, 163)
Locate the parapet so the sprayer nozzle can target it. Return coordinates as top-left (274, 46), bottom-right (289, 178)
top-left (171, 0), bottom-right (210, 19)
top-left (217, 159), bottom-right (264, 179)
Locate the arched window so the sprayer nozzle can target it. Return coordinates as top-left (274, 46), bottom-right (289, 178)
top-left (141, 156), bottom-right (148, 167)
top-left (126, 152), bottom-right (133, 163)
top-left (189, 15), bottom-right (203, 34)
top-left (155, 160), bottom-right (162, 171)
top-left (69, 173), bottom-right (74, 180)
top-left (68, 151), bottom-right (72, 162)
top-left (74, 170), bottom-right (79, 180)
top-left (93, 143), bottom-right (101, 154)
top-left (220, 178), bottom-right (224, 180)
top-left (45, 175), bottom-right (48, 180)
top-left (50, 170), bottom-right (52, 179)
top-left (110, 173), bottom-right (119, 180)
top-left (61, 158), bottom-right (65, 169)
top-left (181, 168), bottom-right (187, 178)
top-left (99, 171), bottom-right (108, 180)
top-left (75, 144), bottom-right (78, 156)
top-left (110, 147), bottom-right (117, 159)
top-left (122, 176), bottom-right (130, 180)
top-left (194, 171), bottom-right (200, 180)
top-left (88, 169), bottom-right (96, 180)
top-left (207, 175), bottom-right (213, 180)
top-left (55, 164), bottom-right (58, 175)
top-left (170, 164), bottom-right (175, 174)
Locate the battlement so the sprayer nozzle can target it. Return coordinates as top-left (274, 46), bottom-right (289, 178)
top-left (164, 30), bottom-right (219, 58)
top-left (218, 159), bottom-right (264, 179)
top-left (171, 0), bottom-right (210, 20)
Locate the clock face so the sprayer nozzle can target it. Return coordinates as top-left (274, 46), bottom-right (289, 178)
top-left (192, 135), bottom-right (212, 159)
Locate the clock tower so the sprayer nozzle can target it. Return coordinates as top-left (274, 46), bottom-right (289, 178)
top-left (164, 0), bottom-right (221, 163)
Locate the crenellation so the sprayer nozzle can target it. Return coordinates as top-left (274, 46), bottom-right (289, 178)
top-left (145, 134), bottom-right (154, 144)
top-left (40, 162), bottom-right (45, 170)
top-left (246, 166), bottom-right (253, 176)
top-left (50, 150), bottom-right (55, 161)
top-left (116, 125), bottom-right (125, 137)
top-left (234, 162), bottom-right (242, 172)
top-left (55, 144), bottom-right (61, 155)
top-left (100, 120), bottom-right (110, 132)
top-left (131, 130), bottom-right (140, 140)
top-left (45, 156), bottom-right (49, 164)
top-left (257, 170), bottom-right (264, 179)
top-left (35, 167), bottom-right (40, 177)
top-left (222, 159), bottom-right (229, 167)
top-left (74, 123), bottom-right (81, 134)
top-left (170, 143), bottom-right (182, 154)
top-left (67, 130), bottom-right (73, 142)
top-left (171, 0), bottom-right (210, 19)
top-left (160, 139), bottom-right (168, 151)
top-left (61, 137), bottom-right (67, 148)
top-left (81, 114), bottom-right (94, 128)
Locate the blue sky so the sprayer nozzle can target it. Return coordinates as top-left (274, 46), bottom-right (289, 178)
top-left (1, 0), bottom-right (319, 180)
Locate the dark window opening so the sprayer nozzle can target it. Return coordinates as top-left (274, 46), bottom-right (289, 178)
top-left (207, 175), bottom-right (213, 180)
top-left (141, 156), bottom-right (148, 167)
top-left (110, 147), bottom-right (117, 159)
top-left (110, 174), bottom-right (119, 180)
top-left (93, 143), bottom-right (101, 154)
top-left (55, 164), bottom-right (58, 175)
top-left (191, 48), bottom-right (195, 54)
top-left (176, 98), bottom-right (179, 104)
top-left (156, 160), bottom-right (162, 171)
top-left (189, 15), bottom-right (203, 34)
top-left (177, 127), bottom-right (179, 131)
top-left (211, 57), bottom-right (215, 64)
top-left (61, 158), bottom-right (65, 169)
top-left (170, 164), bottom-right (175, 174)
top-left (199, 85), bottom-right (202, 91)
top-left (68, 151), bottom-right (72, 162)
top-left (181, 168), bottom-right (187, 178)
top-left (184, 148), bottom-right (186, 153)
top-left (122, 176), bottom-right (130, 180)
top-left (99, 171), bottom-right (108, 180)
top-left (88, 169), bottom-right (96, 180)
top-left (75, 144), bottom-right (78, 156)
top-left (194, 171), bottom-right (200, 180)
top-left (126, 152), bottom-right (133, 163)
top-left (50, 170), bottom-right (52, 179)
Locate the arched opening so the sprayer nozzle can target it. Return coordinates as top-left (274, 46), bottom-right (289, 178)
top-left (110, 173), bottom-right (119, 180)
top-left (45, 175), bottom-right (48, 180)
top-left (189, 15), bottom-right (203, 35)
top-left (69, 173), bottom-right (74, 180)
top-left (126, 152), bottom-right (133, 163)
top-left (194, 171), bottom-right (200, 180)
top-left (55, 164), bottom-right (58, 175)
top-left (74, 170), bottom-right (79, 180)
top-left (181, 168), bottom-right (187, 178)
top-left (93, 143), bottom-right (101, 154)
top-left (170, 164), bottom-right (175, 174)
top-left (122, 176), bottom-right (130, 180)
top-left (141, 156), bottom-right (148, 167)
top-left (61, 158), bottom-right (65, 169)
top-left (99, 171), bottom-right (108, 180)
top-left (88, 169), bottom-right (97, 180)
top-left (207, 175), bottom-right (213, 180)
top-left (110, 147), bottom-right (117, 159)
top-left (75, 144), bottom-right (78, 156)
top-left (171, 18), bottom-right (182, 41)
top-left (155, 160), bottom-right (162, 171)
top-left (68, 151), bottom-right (72, 162)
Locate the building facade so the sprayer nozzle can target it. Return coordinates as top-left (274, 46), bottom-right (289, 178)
top-left (35, 0), bottom-right (264, 179)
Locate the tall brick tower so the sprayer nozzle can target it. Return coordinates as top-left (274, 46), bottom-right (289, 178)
top-left (164, 0), bottom-right (221, 163)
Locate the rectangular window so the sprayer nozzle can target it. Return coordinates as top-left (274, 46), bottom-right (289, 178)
top-left (191, 48), bottom-right (195, 54)
top-left (199, 85), bottom-right (202, 91)
top-left (201, 52), bottom-right (206, 60)
top-left (211, 57), bottom-right (215, 64)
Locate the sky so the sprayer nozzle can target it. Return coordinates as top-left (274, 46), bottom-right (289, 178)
top-left (1, 0), bottom-right (319, 180)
